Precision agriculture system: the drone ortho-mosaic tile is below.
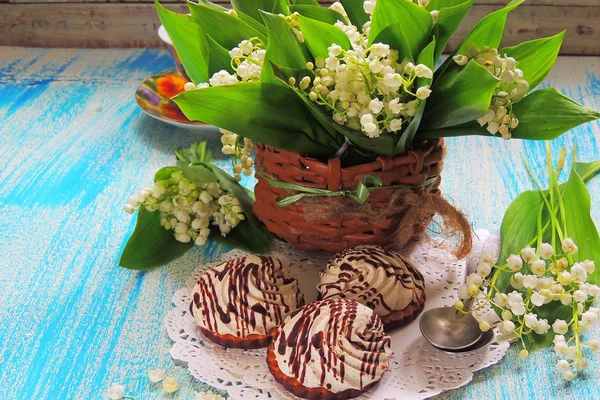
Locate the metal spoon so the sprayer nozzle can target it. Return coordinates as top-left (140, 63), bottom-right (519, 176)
top-left (419, 298), bottom-right (483, 351)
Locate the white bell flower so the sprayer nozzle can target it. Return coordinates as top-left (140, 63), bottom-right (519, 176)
top-left (587, 338), bottom-right (600, 352)
top-left (522, 274), bottom-right (538, 289)
top-left (368, 98), bottom-right (384, 114)
top-left (533, 319), bottom-right (550, 335)
top-left (453, 54), bottom-right (469, 66)
top-left (573, 290), bottom-right (588, 303)
top-left (507, 254), bottom-right (523, 272)
top-left (531, 291), bottom-right (546, 307)
top-left (561, 238), bottom-right (578, 255)
top-left (581, 260), bottom-right (595, 274)
top-left (414, 64), bottom-right (433, 79)
top-left (540, 243), bottom-right (554, 259)
top-left (581, 310), bottom-right (598, 326)
top-left (524, 313), bottom-right (538, 328)
top-left (555, 341), bottom-right (569, 355)
top-left (148, 369), bottom-right (166, 383)
top-left (477, 262), bottom-right (492, 277)
top-left (107, 384), bottom-right (125, 400)
top-left (510, 272), bottom-right (525, 289)
top-left (508, 291), bottom-right (526, 315)
top-left (530, 259), bottom-right (546, 277)
top-left (499, 320), bottom-right (516, 334)
top-left (389, 118), bottom-right (403, 132)
top-left (552, 319), bottom-right (569, 335)
top-left (571, 263), bottom-right (588, 284)
top-left (459, 284), bottom-right (471, 300)
top-left (418, 0), bottom-right (430, 7)
top-left (493, 292), bottom-right (509, 307)
top-left (556, 360), bottom-right (570, 372)
top-left (521, 246), bottom-right (538, 263)
top-left (363, 0), bottom-right (376, 15)
top-left (416, 85), bottom-right (432, 99)
top-left (405, 100), bottom-right (419, 116)
top-left (466, 272), bottom-right (484, 287)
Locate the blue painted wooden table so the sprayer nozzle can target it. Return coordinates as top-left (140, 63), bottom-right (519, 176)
top-left (0, 47), bottom-right (599, 400)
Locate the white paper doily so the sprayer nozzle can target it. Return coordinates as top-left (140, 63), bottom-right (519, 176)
top-left (165, 232), bottom-right (509, 399)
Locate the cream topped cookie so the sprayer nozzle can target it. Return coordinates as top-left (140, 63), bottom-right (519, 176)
top-left (267, 298), bottom-right (392, 399)
top-left (317, 244), bottom-right (426, 329)
top-left (191, 255), bottom-right (304, 349)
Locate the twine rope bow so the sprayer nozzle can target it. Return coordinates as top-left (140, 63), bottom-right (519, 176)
top-left (257, 173), bottom-right (439, 207)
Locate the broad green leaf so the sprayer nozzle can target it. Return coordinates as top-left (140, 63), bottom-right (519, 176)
top-left (434, 0), bottom-right (524, 83)
top-left (194, 162), bottom-right (272, 254)
top-left (156, 1), bottom-right (208, 84)
top-left (188, 2), bottom-right (267, 50)
top-left (175, 141), bottom-right (212, 164)
top-left (561, 167), bottom-right (600, 284)
top-left (290, 0), bottom-right (320, 5)
top-left (510, 89), bottom-right (600, 140)
top-left (260, 11), bottom-right (312, 84)
top-left (501, 31), bottom-right (565, 90)
top-left (575, 160), bottom-right (600, 182)
top-left (206, 35), bottom-right (234, 76)
top-left (119, 207), bottom-right (193, 270)
top-left (395, 38), bottom-right (436, 154)
top-left (195, 0), bottom-right (227, 12)
top-left (430, 0), bottom-right (473, 61)
top-left (341, 0), bottom-right (370, 29)
top-left (420, 60), bottom-right (499, 130)
top-left (236, 11), bottom-right (268, 36)
top-left (231, 0), bottom-right (287, 23)
top-left (370, 0), bottom-right (433, 62)
top-left (174, 83), bottom-right (337, 156)
top-left (297, 14), bottom-right (351, 58)
top-left (289, 5), bottom-right (346, 24)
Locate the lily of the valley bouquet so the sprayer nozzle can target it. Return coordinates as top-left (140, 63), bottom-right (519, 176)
top-left (120, 0), bottom-right (600, 263)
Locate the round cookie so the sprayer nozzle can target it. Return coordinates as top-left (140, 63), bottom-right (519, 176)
top-left (267, 298), bottom-right (392, 400)
top-left (191, 255), bottom-right (304, 349)
top-left (317, 244), bottom-right (426, 330)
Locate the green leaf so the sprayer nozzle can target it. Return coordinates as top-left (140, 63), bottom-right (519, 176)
top-left (421, 60), bottom-right (499, 130)
top-left (429, 0), bottom-right (473, 61)
top-left (231, 0), bottom-right (288, 23)
top-left (289, 4), bottom-right (346, 24)
top-left (290, 0), bottom-right (319, 5)
top-left (155, 1), bottom-right (208, 84)
top-left (369, 0), bottom-right (433, 61)
top-left (260, 11), bottom-right (311, 84)
top-left (341, 0), bottom-right (370, 29)
top-left (501, 32), bottom-right (565, 90)
top-left (575, 160), bottom-right (600, 182)
top-left (188, 1), bottom-right (267, 50)
top-left (395, 39), bottom-right (436, 154)
top-left (236, 11), bottom-right (268, 36)
top-left (434, 0), bottom-right (524, 83)
top-left (175, 141), bottom-right (212, 164)
top-left (206, 35), bottom-right (235, 76)
top-left (173, 83), bottom-right (338, 156)
top-left (561, 167), bottom-right (600, 284)
top-left (195, 162), bottom-right (272, 254)
top-left (119, 208), bottom-right (193, 270)
top-left (510, 89), bottom-right (600, 140)
top-left (297, 14), bottom-right (351, 58)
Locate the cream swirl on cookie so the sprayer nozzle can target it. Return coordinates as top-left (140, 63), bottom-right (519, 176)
top-left (317, 245), bottom-right (425, 319)
top-left (191, 255), bottom-right (304, 339)
top-left (271, 298), bottom-right (391, 394)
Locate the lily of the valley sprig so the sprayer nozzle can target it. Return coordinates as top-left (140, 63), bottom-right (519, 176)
top-left (456, 145), bottom-right (600, 380)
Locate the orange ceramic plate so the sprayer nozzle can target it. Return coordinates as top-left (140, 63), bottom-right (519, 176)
top-left (135, 68), bottom-right (210, 130)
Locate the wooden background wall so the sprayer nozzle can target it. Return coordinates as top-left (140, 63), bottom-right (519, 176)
top-left (0, 0), bottom-right (598, 54)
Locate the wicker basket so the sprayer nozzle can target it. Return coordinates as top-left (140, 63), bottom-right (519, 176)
top-left (253, 139), bottom-right (444, 253)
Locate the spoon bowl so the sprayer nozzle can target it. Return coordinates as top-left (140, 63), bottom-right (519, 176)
top-left (419, 306), bottom-right (482, 351)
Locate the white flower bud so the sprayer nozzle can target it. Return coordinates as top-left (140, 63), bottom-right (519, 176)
top-left (477, 262), bottom-right (492, 277)
top-left (587, 338), bottom-right (600, 352)
top-left (510, 272), bottom-right (524, 289)
top-left (500, 320), bottom-right (516, 334)
top-left (148, 369), bottom-right (166, 383)
top-left (523, 274), bottom-right (538, 289)
top-left (582, 260), bottom-right (595, 274)
top-left (524, 313), bottom-right (538, 328)
top-left (466, 273), bottom-right (483, 287)
top-left (571, 263), bottom-right (588, 284)
top-left (573, 290), bottom-right (588, 303)
top-left (459, 284), bottom-right (471, 300)
top-left (531, 291), bottom-right (546, 307)
top-left (501, 309), bottom-right (513, 321)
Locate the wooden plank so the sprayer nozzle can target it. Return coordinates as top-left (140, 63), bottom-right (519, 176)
top-left (0, 3), bottom-right (598, 54)
top-left (5, 0), bottom-right (599, 5)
